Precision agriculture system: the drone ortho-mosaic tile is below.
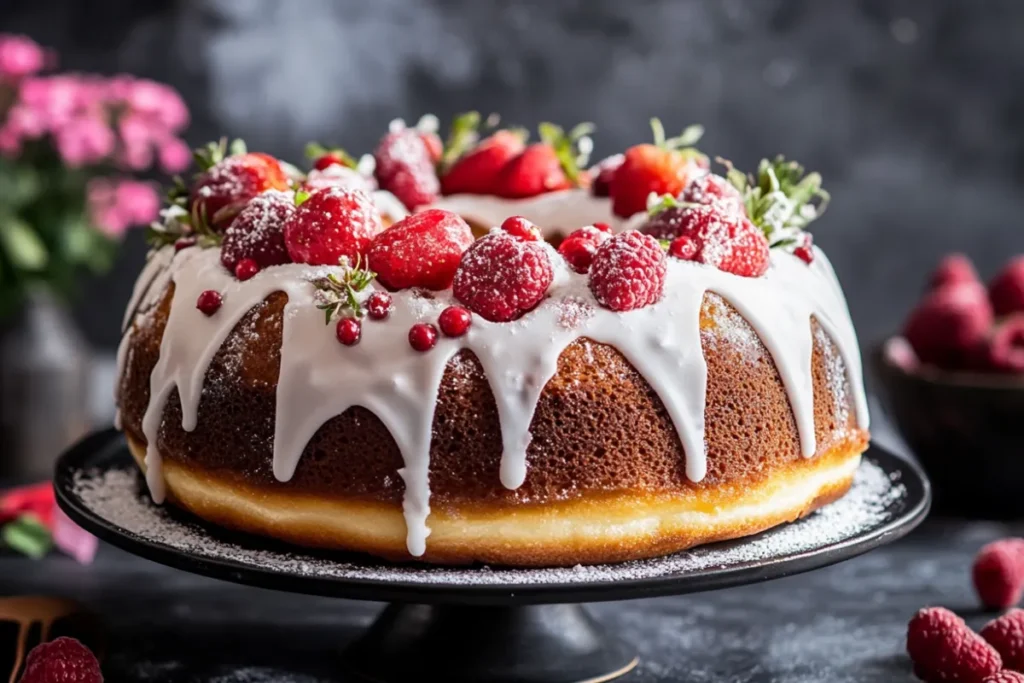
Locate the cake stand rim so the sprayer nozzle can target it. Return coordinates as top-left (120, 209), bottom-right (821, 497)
top-left (53, 428), bottom-right (931, 606)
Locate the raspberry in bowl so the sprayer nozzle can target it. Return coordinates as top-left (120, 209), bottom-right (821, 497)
top-left (875, 253), bottom-right (1024, 518)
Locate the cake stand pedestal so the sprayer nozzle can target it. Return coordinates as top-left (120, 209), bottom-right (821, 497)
top-left (54, 429), bottom-right (930, 683)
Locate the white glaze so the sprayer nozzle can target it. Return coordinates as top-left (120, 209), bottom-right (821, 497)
top-left (119, 235), bottom-right (868, 557)
top-left (423, 190), bottom-right (648, 237)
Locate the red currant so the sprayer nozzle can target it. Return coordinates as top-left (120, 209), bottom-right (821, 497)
top-left (196, 290), bottom-right (223, 316)
top-left (408, 322), bottom-right (438, 351)
top-left (336, 317), bottom-right (361, 346)
top-left (500, 216), bottom-right (542, 242)
top-left (234, 258), bottom-right (260, 281)
top-left (438, 306), bottom-right (472, 337)
top-left (366, 291), bottom-right (393, 320)
top-left (669, 235), bottom-right (699, 261)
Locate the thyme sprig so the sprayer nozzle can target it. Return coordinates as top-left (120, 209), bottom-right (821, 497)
top-left (310, 254), bottom-right (377, 323)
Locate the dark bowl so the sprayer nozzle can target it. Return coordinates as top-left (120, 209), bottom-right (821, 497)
top-left (873, 338), bottom-right (1024, 519)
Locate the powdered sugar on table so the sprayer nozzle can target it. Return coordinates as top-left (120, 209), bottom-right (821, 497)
top-left (70, 458), bottom-right (906, 587)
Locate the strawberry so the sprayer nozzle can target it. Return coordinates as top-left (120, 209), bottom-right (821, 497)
top-left (304, 141), bottom-right (359, 172)
top-left (439, 112), bottom-right (527, 196)
top-left (189, 139), bottom-right (289, 229)
top-left (494, 122), bottom-right (594, 199)
top-left (609, 119), bottom-right (707, 218)
top-left (373, 126), bottom-right (440, 211)
top-left (589, 154), bottom-right (624, 197)
top-left (367, 209), bottom-right (473, 290)
top-left (649, 203), bottom-right (770, 278)
top-left (283, 187), bottom-right (384, 266)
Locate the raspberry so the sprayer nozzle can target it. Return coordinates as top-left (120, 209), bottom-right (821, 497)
top-left (681, 172), bottom-right (745, 214)
top-left (903, 282), bottom-right (994, 370)
top-left (990, 257), bottom-right (1024, 317)
top-left (367, 209), bottom-right (473, 291)
top-left (20, 636), bottom-right (102, 683)
top-left (366, 291), bottom-right (393, 320)
top-left (588, 231), bottom-right (666, 312)
top-left (557, 225), bottom-right (611, 274)
top-left (980, 316), bottom-right (1024, 374)
top-left (409, 322), bottom-right (438, 351)
top-left (284, 187), bottom-right (383, 266)
top-left (452, 232), bottom-right (554, 323)
top-left (931, 253), bottom-right (979, 291)
top-left (589, 154), bottom-right (623, 198)
top-left (982, 671), bottom-right (1024, 682)
top-left (500, 216), bottom-right (542, 242)
top-left (373, 128), bottom-right (439, 210)
top-left (793, 233), bottom-right (815, 265)
top-left (336, 317), bottom-right (361, 346)
top-left (196, 290), bottom-right (222, 316)
top-left (439, 306), bottom-right (472, 337)
top-left (646, 204), bottom-right (770, 278)
top-left (974, 539), bottom-right (1024, 610)
top-left (592, 222), bottom-right (612, 233)
top-left (907, 606), bottom-right (1002, 683)
top-left (221, 190), bottom-right (295, 270)
top-left (234, 258), bottom-right (259, 281)
top-left (982, 609), bottom-right (1024, 672)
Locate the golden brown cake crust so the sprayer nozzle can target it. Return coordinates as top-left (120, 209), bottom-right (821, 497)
top-left (117, 280), bottom-right (868, 565)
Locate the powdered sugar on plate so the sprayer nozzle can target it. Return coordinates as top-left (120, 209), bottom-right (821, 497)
top-left (70, 458), bottom-right (906, 588)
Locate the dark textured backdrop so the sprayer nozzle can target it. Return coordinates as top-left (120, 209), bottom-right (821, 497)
top-left (3, 0), bottom-right (1023, 352)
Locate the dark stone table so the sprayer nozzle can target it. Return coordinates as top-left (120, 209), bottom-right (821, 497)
top-left (0, 516), bottom-right (1010, 682)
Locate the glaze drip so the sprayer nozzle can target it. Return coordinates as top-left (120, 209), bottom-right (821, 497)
top-left (123, 236), bottom-right (868, 557)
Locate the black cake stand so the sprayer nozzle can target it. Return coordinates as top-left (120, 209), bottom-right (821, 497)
top-left (54, 429), bottom-right (930, 683)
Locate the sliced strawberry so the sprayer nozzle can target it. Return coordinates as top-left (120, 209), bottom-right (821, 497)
top-left (189, 141), bottom-right (289, 229)
top-left (367, 209), bottom-right (473, 290)
top-left (440, 121), bottom-right (526, 195)
top-left (495, 144), bottom-right (571, 198)
top-left (283, 187), bottom-right (384, 265)
top-left (609, 119), bottom-right (707, 218)
top-left (493, 122), bottom-right (593, 199)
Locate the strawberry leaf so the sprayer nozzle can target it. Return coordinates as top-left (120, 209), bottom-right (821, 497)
top-left (439, 111), bottom-right (482, 172)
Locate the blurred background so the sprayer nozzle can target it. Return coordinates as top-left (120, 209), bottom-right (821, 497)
top-left (1, 0), bottom-right (1022, 464)
top-left (3, 0), bottom-right (1022, 351)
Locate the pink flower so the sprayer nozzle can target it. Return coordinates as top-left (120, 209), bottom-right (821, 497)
top-left (5, 103), bottom-right (47, 138)
top-left (126, 79), bottom-right (189, 131)
top-left (0, 125), bottom-right (21, 156)
top-left (117, 113), bottom-right (155, 170)
top-left (56, 116), bottom-right (115, 167)
top-left (88, 177), bottom-right (159, 237)
top-left (0, 34), bottom-right (45, 80)
top-left (158, 137), bottom-right (191, 173)
top-left (115, 179), bottom-right (160, 224)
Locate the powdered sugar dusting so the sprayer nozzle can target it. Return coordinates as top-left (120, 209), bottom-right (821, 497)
top-left (71, 457), bottom-right (905, 586)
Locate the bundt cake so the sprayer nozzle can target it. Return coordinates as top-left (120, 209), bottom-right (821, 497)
top-left (115, 114), bottom-right (870, 566)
